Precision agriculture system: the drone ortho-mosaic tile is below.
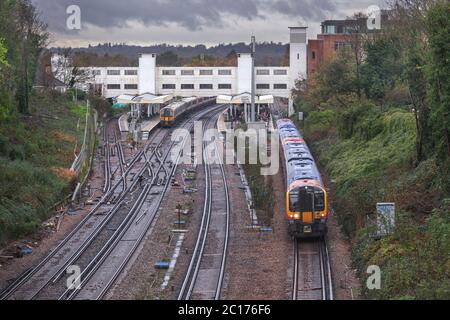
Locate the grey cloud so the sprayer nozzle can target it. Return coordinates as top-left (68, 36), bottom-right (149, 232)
top-left (31, 0), bottom-right (334, 33)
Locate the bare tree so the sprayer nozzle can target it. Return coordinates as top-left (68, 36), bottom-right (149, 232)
top-left (53, 48), bottom-right (94, 89)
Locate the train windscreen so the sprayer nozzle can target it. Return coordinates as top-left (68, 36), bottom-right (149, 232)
top-left (162, 109), bottom-right (172, 117)
top-left (289, 187), bottom-right (324, 212)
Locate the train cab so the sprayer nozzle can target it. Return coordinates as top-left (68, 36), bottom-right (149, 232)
top-left (160, 108), bottom-right (175, 127)
top-left (286, 180), bottom-right (328, 238)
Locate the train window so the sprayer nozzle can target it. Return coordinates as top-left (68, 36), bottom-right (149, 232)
top-left (289, 187), bottom-right (324, 212)
top-left (314, 190), bottom-right (325, 211)
top-left (162, 109), bottom-right (172, 117)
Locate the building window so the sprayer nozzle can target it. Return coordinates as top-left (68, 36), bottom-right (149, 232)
top-left (181, 84), bottom-right (195, 90)
top-left (162, 84), bottom-right (176, 89)
top-left (199, 84), bottom-right (213, 90)
top-left (256, 84), bottom-right (270, 89)
top-left (162, 69), bottom-right (176, 75)
top-left (326, 25), bottom-right (336, 34)
top-left (218, 69), bottom-right (232, 75)
top-left (256, 69), bottom-right (270, 75)
top-left (181, 69), bottom-right (194, 76)
top-left (312, 51), bottom-right (316, 60)
top-left (92, 70), bottom-right (101, 76)
top-left (107, 70), bottom-right (121, 76)
top-left (334, 42), bottom-right (349, 50)
top-left (107, 84), bottom-right (121, 90)
top-left (124, 84), bottom-right (138, 90)
top-left (274, 84), bottom-right (288, 90)
top-left (199, 69), bottom-right (213, 75)
top-left (124, 70), bottom-right (138, 75)
top-left (273, 69), bottom-right (287, 75)
top-left (218, 84), bottom-right (232, 89)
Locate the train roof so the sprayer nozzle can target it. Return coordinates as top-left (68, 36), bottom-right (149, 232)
top-left (162, 97), bottom-right (197, 112)
top-left (277, 119), bottom-right (323, 188)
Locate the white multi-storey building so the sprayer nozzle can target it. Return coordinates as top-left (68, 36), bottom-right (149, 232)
top-left (60, 27), bottom-right (307, 103)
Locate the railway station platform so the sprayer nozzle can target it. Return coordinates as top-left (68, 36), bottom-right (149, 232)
top-left (118, 113), bottom-right (129, 132)
top-left (117, 113), bottom-right (159, 140)
top-left (141, 117), bottom-right (160, 140)
top-left (217, 112), bottom-right (232, 133)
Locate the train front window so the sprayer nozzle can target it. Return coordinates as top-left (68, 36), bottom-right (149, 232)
top-left (289, 187), bottom-right (324, 212)
top-left (162, 109), bottom-right (172, 117)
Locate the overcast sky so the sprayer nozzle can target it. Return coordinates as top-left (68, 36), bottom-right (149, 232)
top-left (31, 0), bottom-right (386, 48)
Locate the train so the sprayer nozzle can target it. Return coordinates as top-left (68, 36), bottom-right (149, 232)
top-left (277, 119), bottom-right (328, 238)
top-left (160, 97), bottom-right (213, 127)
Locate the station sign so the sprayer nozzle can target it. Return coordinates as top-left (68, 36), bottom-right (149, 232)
top-left (376, 202), bottom-right (395, 236)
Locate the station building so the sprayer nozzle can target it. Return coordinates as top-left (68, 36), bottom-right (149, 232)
top-left (70, 27), bottom-right (308, 104)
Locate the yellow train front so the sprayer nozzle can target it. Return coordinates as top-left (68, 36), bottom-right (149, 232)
top-left (160, 108), bottom-right (175, 127)
top-left (286, 180), bottom-right (328, 238)
top-left (160, 97), bottom-right (199, 128)
top-left (277, 119), bottom-right (328, 238)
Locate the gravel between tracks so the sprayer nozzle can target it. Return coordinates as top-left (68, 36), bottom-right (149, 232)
top-left (221, 163), bottom-right (291, 300)
top-left (108, 160), bottom-right (206, 300)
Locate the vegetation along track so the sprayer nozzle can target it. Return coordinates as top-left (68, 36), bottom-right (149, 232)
top-left (178, 108), bottom-right (230, 300)
top-left (292, 239), bottom-right (333, 300)
top-left (0, 106), bottom-right (223, 300)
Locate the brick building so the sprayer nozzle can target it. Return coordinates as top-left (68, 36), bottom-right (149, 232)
top-left (307, 19), bottom-right (365, 77)
top-left (307, 13), bottom-right (389, 78)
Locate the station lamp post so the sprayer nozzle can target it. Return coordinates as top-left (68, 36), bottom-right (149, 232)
top-left (251, 35), bottom-right (256, 123)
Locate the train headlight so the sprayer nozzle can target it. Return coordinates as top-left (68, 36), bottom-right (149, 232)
top-left (294, 213), bottom-right (300, 219)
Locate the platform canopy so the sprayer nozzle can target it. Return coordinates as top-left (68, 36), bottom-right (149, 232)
top-left (216, 93), bottom-right (274, 105)
top-left (116, 93), bottom-right (173, 105)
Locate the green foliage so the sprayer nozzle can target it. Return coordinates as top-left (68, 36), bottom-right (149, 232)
top-left (360, 39), bottom-right (402, 103)
top-left (308, 49), bottom-right (359, 108)
top-left (304, 109), bottom-right (337, 139)
top-left (0, 90), bottom-right (86, 245)
top-left (353, 202), bottom-right (450, 300)
top-left (306, 105), bottom-right (416, 236)
top-left (0, 38), bottom-right (8, 67)
top-left (292, 0), bottom-right (450, 300)
top-left (0, 0), bottom-right (48, 115)
top-left (426, 2), bottom-right (450, 167)
top-left (90, 94), bottom-right (112, 117)
top-left (156, 51), bottom-right (181, 66)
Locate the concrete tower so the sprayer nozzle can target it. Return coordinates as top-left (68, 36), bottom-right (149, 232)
top-left (289, 26), bottom-right (308, 87)
top-left (289, 27), bottom-right (307, 115)
top-left (138, 54), bottom-right (156, 94)
top-left (237, 53), bottom-right (252, 94)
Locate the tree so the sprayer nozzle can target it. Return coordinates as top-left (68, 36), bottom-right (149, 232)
top-left (14, 0), bottom-right (49, 114)
top-left (426, 1), bottom-right (450, 161)
top-left (156, 51), bottom-right (180, 66)
top-left (0, 38), bottom-right (12, 120)
top-left (52, 48), bottom-right (93, 88)
top-left (307, 49), bottom-right (359, 108)
top-left (360, 38), bottom-right (402, 106)
top-left (346, 13), bottom-right (370, 100)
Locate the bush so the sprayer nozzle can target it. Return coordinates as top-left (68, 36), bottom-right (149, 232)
top-left (304, 109), bottom-right (337, 140)
top-left (353, 202), bottom-right (450, 300)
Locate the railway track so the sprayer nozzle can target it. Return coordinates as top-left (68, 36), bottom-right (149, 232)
top-left (103, 120), bottom-right (127, 199)
top-left (178, 109), bottom-right (230, 300)
top-left (292, 239), bottom-right (333, 300)
top-left (0, 105), bottom-right (223, 300)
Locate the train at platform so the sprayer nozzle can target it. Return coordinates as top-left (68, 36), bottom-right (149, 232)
top-left (160, 97), bottom-right (212, 127)
top-left (277, 119), bottom-right (328, 238)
